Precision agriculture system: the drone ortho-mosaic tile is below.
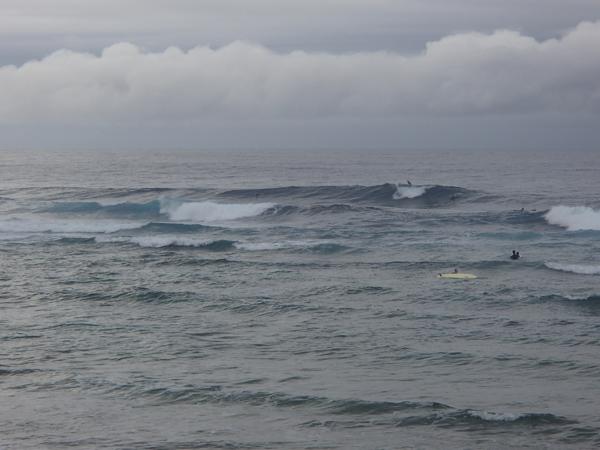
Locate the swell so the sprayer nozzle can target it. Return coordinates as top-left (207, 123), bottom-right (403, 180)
top-left (95, 383), bottom-right (575, 430)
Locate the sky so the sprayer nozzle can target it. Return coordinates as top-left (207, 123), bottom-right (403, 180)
top-left (1, 0), bottom-right (600, 150)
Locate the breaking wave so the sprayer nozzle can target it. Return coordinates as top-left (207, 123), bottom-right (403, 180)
top-left (545, 205), bottom-right (600, 231)
top-left (96, 235), bottom-right (236, 251)
top-left (393, 185), bottom-right (428, 199)
top-left (160, 200), bottom-right (274, 222)
top-left (42, 198), bottom-right (274, 223)
top-left (545, 262), bottom-right (600, 275)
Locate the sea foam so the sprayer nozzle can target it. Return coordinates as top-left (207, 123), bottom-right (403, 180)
top-left (160, 200), bottom-right (274, 222)
top-left (545, 205), bottom-right (600, 231)
top-left (393, 185), bottom-right (427, 199)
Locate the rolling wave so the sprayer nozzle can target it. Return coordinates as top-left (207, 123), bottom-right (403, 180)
top-left (100, 383), bottom-right (573, 429)
top-left (219, 183), bottom-right (474, 207)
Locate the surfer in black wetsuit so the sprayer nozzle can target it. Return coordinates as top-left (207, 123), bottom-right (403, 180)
top-left (407, 180), bottom-right (412, 186)
top-left (510, 250), bottom-right (520, 260)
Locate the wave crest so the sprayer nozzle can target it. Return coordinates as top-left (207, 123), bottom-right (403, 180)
top-left (545, 262), bottom-right (600, 275)
top-left (160, 200), bottom-right (274, 222)
top-left (96, 236), bottom-right (236, 250)
top-left (545, 205), bottom-right (600, 231)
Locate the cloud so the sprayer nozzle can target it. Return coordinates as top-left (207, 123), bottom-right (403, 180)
top-left (1, 21), bottom-right (599, 124)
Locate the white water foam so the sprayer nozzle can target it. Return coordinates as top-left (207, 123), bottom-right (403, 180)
top-left (393, 185), bottom-right (427, 199)
top-left (0, 218), bottom-right (145, 234)
top-left (545, 205), bottom-right (600, 231)
top-left (545, 262), bottom-right (600, 275)
top-left (466, 410), bottom-right (522, 422)
top-left (161, 200), bottom-right (274, 222)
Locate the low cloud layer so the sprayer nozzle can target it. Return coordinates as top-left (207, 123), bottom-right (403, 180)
top-left (1, 21), bottom-right (599, 125)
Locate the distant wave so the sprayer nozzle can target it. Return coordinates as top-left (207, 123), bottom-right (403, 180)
top-left (160, 200), bottom-right (274, 222)
top-left (545, 262), bottom-right (600, 275)
top-left (220, 183), bottom-right (474, 207)
top-left (0, 218), bottom-right (144, 234)
top-left (545, 205), bottom-right (600, 231)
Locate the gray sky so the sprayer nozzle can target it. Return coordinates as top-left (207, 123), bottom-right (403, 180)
top-left (1, 0), bottom-right (600, 150)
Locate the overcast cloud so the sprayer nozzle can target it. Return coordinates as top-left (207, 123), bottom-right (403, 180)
top-left (1, 1), bottom-right (599, 149)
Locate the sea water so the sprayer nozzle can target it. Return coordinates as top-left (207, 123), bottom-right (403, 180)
top-left (0, 148), bottom-right (599, 449)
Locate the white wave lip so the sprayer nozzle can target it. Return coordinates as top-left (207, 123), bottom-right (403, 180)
top-left (96, 235), bottom-right (219, 248)
top-left (161, 200), bottom-right (274, 222)
top-left (0, 218), bottom-right (144, 234)
top-left (393, 185), bottom-right (427, 199)
top-left (545, 262), bottom-right (600, 275)
top-left (545, 205), bottom-right (600, 231)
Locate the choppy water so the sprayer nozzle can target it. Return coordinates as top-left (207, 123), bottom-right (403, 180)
top-left (1, 148), bottom-right (599, 449)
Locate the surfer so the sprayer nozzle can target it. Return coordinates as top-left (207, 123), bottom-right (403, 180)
top-left (407, 180), bottom-right (412, 186)
top-left (453, 268), bottom-right (458, 273)
top-left (510, 250), bottom-right (520, 260)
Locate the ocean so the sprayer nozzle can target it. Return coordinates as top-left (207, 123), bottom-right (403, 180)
top-left (1, 148), bottom-right (599, 449)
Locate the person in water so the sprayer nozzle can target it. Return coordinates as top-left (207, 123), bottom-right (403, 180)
top-left (510, 250), bottom-right (520, 260)
top-left (407, 180), bottom-right (412, 186)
